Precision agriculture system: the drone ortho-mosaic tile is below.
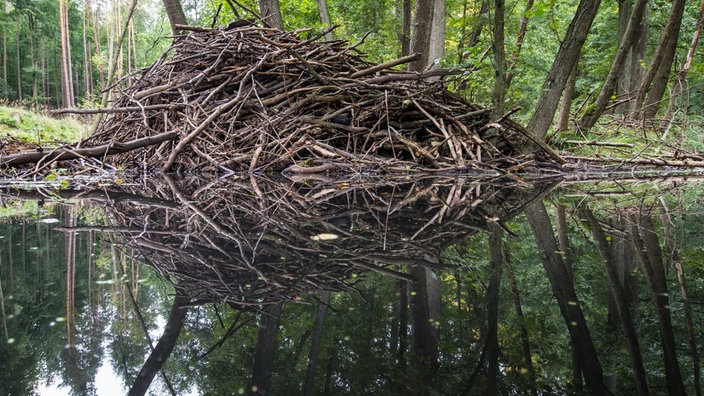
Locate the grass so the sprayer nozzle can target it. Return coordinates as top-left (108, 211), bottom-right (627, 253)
top-left (0, 105), bottom-right (88, 145)
top-left (548, 114), bottom-right (704, 159)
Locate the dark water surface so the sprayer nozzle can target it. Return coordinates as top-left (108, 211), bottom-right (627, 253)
top-left (0, 174), bottom-right (702, 395)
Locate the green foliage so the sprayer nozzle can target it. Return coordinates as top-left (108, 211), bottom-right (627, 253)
top-left (0, 105), bottom-right (87, 143)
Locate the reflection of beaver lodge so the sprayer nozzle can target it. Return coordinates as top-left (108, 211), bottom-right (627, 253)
top-left (97, 176), bottom-right (545, 306)
top-left (78, 22), bottom-right (533, 174)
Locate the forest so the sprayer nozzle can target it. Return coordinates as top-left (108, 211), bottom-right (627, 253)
top-left (1, 1), bottom-right (704, 396)
top-left (1, 0), bottom-right (703, 146)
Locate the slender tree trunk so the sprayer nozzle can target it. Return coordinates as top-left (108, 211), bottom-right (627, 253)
top-left (2, 0), bottom-right (6, 89)
top-left (666, 0), bottom-right (704, 120)
top-left (162, 0), bottom-right (188, 34)
top-left (491, 0), bottom-right (506, 117)
top-left (486, 225), bottom-right (503, 395)
top-left (92, 0), bottom-right (138, 131)
top-left (468, 0), bottom-right (489, 48)
top-left (259, 0), bottom-right (283, 30)
top-left (28, 14), bottom-right (37, 101)
top-left (15, 20), bottom-right (21, 101)
top-left (250, 303), bottom-right (283, 395)
top-left (505, 0), bottom-right (534, 88)
top-left (635, 0), bottom-right (686, 119)
top-left (316, 0), bottom-right (333, 41)
top-left (556, 62), bottom-right (578, 131)
top-left (400, 0), bottom-right (412, 57)
top-left (580, 0), bottom-right (648, 128)
top-left (83, 1), bottom-right (92, 96)
top-left (526, 0), bottom-right (601, 140)
top-left (580, 209), bottom-right (650, 395)
top-left (409, 0), bottom-right (435, 72)
top-left (93, 2), bottom-right (104, 87)
top-left (618, 2), bottom-right (648, 115)
top-left (524, 202), bottom-right (606, 395)
top-left (629, 214), bottom-right (686, 395)
top-left (59, 0), bottom-right (75, 108)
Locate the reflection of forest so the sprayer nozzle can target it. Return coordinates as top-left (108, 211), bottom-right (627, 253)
top-left (0, 178), bottom-right (702, 395)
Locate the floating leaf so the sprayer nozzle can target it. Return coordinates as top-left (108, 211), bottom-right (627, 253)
top-left (310, 233), bottom-right (339, 241)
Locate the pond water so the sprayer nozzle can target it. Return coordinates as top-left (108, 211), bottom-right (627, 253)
top-left (0, 174), bottom-right (702, 395)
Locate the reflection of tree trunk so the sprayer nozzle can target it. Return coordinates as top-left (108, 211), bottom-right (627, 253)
top-left (304, 291), bottom-right (331, 395)
top-left (524, 202), bottom-right (606, 395)
top-left (66, 208), bottom-right (77, 349)
top-left (629, 214), bottom-right (686, 395)
top-left (397, 279), bottom-right (409, 370)
top-left (580, 209), bottom-right (649, 395)
top-left (128, 293), bottom-right (190, 396)
top-left (409, 266), bottom-right (441, 387)
top-left (0, 256), bottom-right (7, 341)
top-left (505, 258), bottom-right (536, 393)
top-left (486, 225), bottom-right (503, 395)
top-left (553, 205), bottom-right (581, 392)
top-left (659, 205), bottom-right (702, 396)
top-left (250, 303), bottom-right (283, 395)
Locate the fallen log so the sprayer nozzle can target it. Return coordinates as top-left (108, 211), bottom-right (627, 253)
top-left (0, 131), bottom-right (178, 167)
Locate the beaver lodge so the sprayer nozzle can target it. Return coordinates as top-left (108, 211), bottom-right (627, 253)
top-left (0, 21), bottom-right (561, 177)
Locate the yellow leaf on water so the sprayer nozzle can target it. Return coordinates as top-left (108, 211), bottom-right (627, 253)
top-left (310, 233), bottom-right (339, 241)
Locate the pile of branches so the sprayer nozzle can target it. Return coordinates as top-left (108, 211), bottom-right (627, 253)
top-left (80, 22), bottom-right (531, 174)
top-left (72, 175), bottom-right (544, 307)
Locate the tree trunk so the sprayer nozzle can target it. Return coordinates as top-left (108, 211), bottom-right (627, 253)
top-left (250, 303), bottom-right (283, 395)
top-left (635, 0), bottom-right (686, 119)
top-left (409, 0), bottom-right (435, 72)
top-left (400, 0), bottom-right (412, 57)
top-left (666, 0), bottom-right (704, 120)
top-left (316, 0), bottom-right (333, 41)
top-left (580, 0), bottom-right (648, 128)
top-left (467, 0), bottom-right (489, 49)
top-left (259, 0), bottom-right (283, 30)
top-left (128, 293), bottom-right (189, 396)
top-left (16, 20), bottom-right (21, 101)
top-left (162, 0), bottom-right (188, 35)
top-left (629, 214), bottom-right (686, 395)
top-left (580, 209), bottom-right (650, 395)
top-left (524, 202), bottom-right (606, 395)
top-left (506, 0), bottom-right (534, 88)
top-left (28, 14), bottom-right (37, 101)
top-left (555, 62), bottom-right (578, 131)
top-left (2, 0), bottom-right (6, 89)
top-left (491, 0), bottom-right (506, 117)
top-left (428, 0), bottom-right (445, 71)
top-left (92, 2), bottom-right (103, 87)
top-left (304, 291), bottom-right (331, 395)
top-left (618, 1), bottom-right (648, 115)
top-left (59, 0), bottom-right (74, 108)
top-left (526, 0), bottom-right (601, 141)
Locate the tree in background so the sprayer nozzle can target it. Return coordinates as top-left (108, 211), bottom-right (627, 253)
top-left (59, 0), bottom-right (74, 108)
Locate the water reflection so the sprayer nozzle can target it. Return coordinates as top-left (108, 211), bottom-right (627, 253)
top-left (0, 175), bottom-right (702, 395)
